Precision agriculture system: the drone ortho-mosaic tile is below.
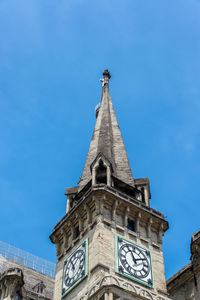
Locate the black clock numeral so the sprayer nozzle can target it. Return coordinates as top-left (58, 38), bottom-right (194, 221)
top-left (121, 256), bottom-right (125, 262)
top-left (135, 248), bottom-right (140, 255)
top-left (125, 263), bottom-right (129, 269)
top-left (127, 245), bottom-right (133, 252)
top-left (121, 249), bottom-right (126, 256)
top-left (74, 274), bottom-right (78, 280)
top-left (127, 265), bottom-right (132, 273)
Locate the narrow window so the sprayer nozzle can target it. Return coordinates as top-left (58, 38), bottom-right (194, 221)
top-left (75, 226), bottom-right (80, 238)
top-left (127, 219), bottom-right (135, 232)
top-left (96, 160), bottom-right (107, 184)
top-left (194, 273), bottom-right (198, 287)
top-left (141, 187), bottom-right (145, 203)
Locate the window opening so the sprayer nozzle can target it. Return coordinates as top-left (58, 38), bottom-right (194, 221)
top-left (75, 226), bottom-right (80, 238)
top-left (127, 219), bottom-right (135, 232)
top-left (96, 160), bottom-right (107, 184)
top-left (141, 187), bottom-right (145, 203)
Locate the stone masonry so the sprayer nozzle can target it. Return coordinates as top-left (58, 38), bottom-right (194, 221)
top-left (167, 229), bottom-right (200, 300)
top-left (50, 70), bottom-right (172, 300)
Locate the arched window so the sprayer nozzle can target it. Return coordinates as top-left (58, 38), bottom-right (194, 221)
top-left (95, 160), bottom-right (107, 184)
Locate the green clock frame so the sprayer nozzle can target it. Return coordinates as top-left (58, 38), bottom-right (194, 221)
top-left (62, 238), bottom-right (88, 297)
top-left (115, 235), bottom-right (154, 288)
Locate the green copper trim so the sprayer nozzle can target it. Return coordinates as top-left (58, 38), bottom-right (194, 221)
top-left (61, 238), bottom-right (88, 298)
top-left (115, 234), bottom-right (154, 289)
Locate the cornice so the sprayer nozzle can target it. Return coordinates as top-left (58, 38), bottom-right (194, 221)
top-left (50, 185), bottom-right (168, 240)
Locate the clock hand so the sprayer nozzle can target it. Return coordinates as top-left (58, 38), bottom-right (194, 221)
top-left (134, 262), bottom-right (143, 267)
top-left (71, 260), bottom-right (75, 270)
top-left (135, 258), bottom-right (146, 262)
top-left (130, 251), bottom-right (136, 264)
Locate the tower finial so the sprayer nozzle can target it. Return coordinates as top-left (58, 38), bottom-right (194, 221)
top-left (103, 69), bottom-right (111, 79)
top-left (100, 69), bottom-right (111, 87)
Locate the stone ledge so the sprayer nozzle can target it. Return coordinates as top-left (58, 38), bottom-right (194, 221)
top-left (116, 225), bottom-right (124, 232)
top-left (128, 230), bottom-right (137, 238)
top-left (103, 218), bottom-right (112, 226)
top-left (140, 236), bottom-right (149, 244)
top-left (152, 242), bottom-right (160, 250)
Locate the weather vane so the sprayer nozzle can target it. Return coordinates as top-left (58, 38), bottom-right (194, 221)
top-left (99, 78), bottom-right (105, 87)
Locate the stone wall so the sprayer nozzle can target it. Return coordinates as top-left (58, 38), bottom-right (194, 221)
top-left (53, 191), bottom-right (170, 300)
top-left (167, 230), bottom-right (200, 300)
top-left (167, 265), bottom-right (200, 300)
top-left (0, 256), bottom-right (55, 300)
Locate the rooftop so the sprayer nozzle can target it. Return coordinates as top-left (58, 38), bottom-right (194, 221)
top-left (0, 240), bottom-right (56, 278)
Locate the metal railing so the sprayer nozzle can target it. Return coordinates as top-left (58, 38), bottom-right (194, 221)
top-left (0, 241), bottom-right (56, 278)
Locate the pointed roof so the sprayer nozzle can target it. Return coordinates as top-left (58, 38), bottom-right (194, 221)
top-left (79, 69), bottom-right (134, 188)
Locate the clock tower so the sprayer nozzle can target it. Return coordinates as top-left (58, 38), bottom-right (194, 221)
top-left (50, 70), bottom-right (171, 300)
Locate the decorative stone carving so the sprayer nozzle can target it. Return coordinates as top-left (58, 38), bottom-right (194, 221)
top-left (111, 200), bottom-right (118, 223)
top-left (158, 223), bottom-right (164, 244)
top-left (0, 268), bottom-right (24, 300)
top-left (32, 281), bottom-right (46, 294)
top-left (51, 235), bottom-right (61, 257)
top-left (61, 228), bottom-right (68, 251)
top-left (147, 218), bottom-right (153, 238)
top-left (76, 212), bottom-right (83, 232)
top-left (84, 203), bottom-right (92, 224)
top-left (124, 206), bottom-right (130, 227)
top-left (78, 275), bottom-right (171, 300)
top-left (68, 220), bottom-right (75, 239)
top-left (136, 212), bottom-right (141, 233)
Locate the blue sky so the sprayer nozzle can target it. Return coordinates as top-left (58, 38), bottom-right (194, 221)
top-left (0, 0), bottom-right (200, 279)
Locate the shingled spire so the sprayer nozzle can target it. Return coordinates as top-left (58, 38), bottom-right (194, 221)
top-left (79, 69), bottom-right (134, 188)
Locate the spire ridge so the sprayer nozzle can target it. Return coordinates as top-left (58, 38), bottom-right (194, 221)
top-left (79, 70), bottom-right (134, 188)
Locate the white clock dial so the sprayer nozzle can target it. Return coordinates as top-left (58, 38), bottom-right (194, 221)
top-left (62, 239), bottom-right (88, 297)
top-left (115, 235), bottom-right (153, 288)
top-left (63, 249), bottom-right (85, 288)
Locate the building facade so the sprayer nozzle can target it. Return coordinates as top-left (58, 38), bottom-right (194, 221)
top-left (1, 70), bottom-right (199, 300)
top-left (167, 230), bottom-right (200, 300)
top-left (0, 242), bottom-right (55, 300)
top-left (50, 70), bottom-right (172, 300)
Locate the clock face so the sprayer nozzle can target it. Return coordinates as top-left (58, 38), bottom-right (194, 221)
top-left (62, 239), bottom-right (88, 297)
top-left (115, 235), bottom-right (153, 288)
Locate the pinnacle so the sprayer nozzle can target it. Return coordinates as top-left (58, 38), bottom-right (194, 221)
top-left (79, 70), bottom-right (134, 188)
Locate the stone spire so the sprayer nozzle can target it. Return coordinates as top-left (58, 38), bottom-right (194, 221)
top-left (79, 69), bottom-right (134, 188)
